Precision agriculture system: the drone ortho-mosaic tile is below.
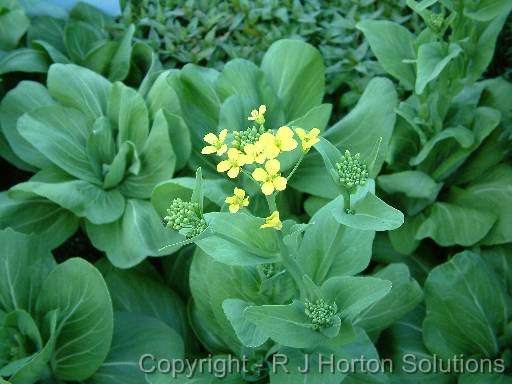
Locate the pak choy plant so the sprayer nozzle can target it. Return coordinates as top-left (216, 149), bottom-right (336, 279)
top-left (358, 0), bottom-right (512, 253)
top-left (150, 102), bottom-right (422, 382)
top-left (0, 62), bottom-right (191, 268)
top-left (0, 228), bottom-right (190, 384)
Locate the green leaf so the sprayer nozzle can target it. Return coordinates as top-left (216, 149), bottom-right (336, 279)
top-left (18, 105), bottom-right (99, 184)
top-left (424, 251), bottom-right (507, 358)
top-left (244, 301), bottom-right (326, 348)
top-left (331, 193), bottom-right (404, 231)
top-left (196, 212), bottom-right (279, 266)
top-left (261, 39), bottom-right (324, 120)
top-left (378, 170), bottom-right (441, 200)
top-left (27, 15), bottom-right (66, 52)
top-left (357, 20), bottom-right (416, 89)
top-left (355, 263), bottom-right (423, 334)
top-left (0, 81), bottom-right (54, 170)
top-left (388, 214), bottom-right (424, 255)
top-left (90, 313), bottom-right (184, 384)
top-left (64, 20), bottom-right (104, 63)
top-left (464, 0), bottom-right (512, 21)
top-left (86, 116), bottom-right (116, 177)
top-left (0, 229), bottom-right (55, 313)
top-left (416, 201), bottom-right (496, 246)
top-left (481, 245), bottom-right (512, 297)
top-left (36, 258), bottom-right (113, 381)
top-left (86, 199), bottom-right (184, 268)
top-left (101, 267), bottom-right (189, 346)
top-left (298, 197), bottom-right (374, 284)
top-left (108, 81), bottom-right (149, 151)
top-left (164, 111), bottom-right (191, 171)
top-left (0, 48), bottom-right (49, 75)
top-left (0, 2), bottom-right (29, 50)
top-left (416, 42), bottom-right (462, 94)
top-left (120, 110), bottom-right (176, 199)
top-left (222, 299), bottom-right (268, 348)
top-left (108, 24), bottom-right (135, 81)
top-left (321, 276), bottom-right (391, 322)
top-left (103, 141), bottom-right (139, 189)
top-left (191, 167), bottom-right (204, 213)
top-left (449, 164), bottom-right (512, 245)
top-left (47, 63), bottom-right (111, 120)
top-left (145, 70), bottom-right (181, 118)
top-left (0, 192), bottom-right (79, 249)
top-left (11, 169), bottom-right (125, 225)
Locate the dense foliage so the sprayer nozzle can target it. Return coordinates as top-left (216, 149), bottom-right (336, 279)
top-left (0, 0), bottom-right (511, 383)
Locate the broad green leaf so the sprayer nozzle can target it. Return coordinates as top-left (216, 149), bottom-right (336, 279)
top-left (357, 20), bottom-right (416, 89)
top-left (222, 299), bottom-right (268, 348)
top-left (245, 301), bottom-right (330, 349)
top-left (11, 169), bottom-right (125, 225)
top-left (47, 63), bottom-right (111, 120)
top-left (86, 199), bottom-right (184, 268)
top-left (0, 48), bottom-right (49, 75)
top-left (0, 2), bottom-right (29, 50)
top-left (164, 111), bottom-right (191, 171)
top-left (449, 164), bottom-right (512, 245)
top-left (388, 214), bottom-right (424, 255)
top-left (36, 258), bottom-right (113, 381)
top-left (103, 141), bottom-right (139, 189)
top-left (196, 212), bottom-right (280, 266)
top-left (83, 41), bottom-right (117, 76)
top-left (86, 116), bottom-right (116, 177)
top-left (108, 24), bottom-right (135, 81)
top-left (458, 373), bottom-right (512, 384)
top-left (120, 110), bottom-right (176, 199)
top-left (355, 263), bottom-right (423, 334)
top-left (464, 0), bottom-right (512, 21)
top-left (378, 170), bottom-right (441, 200)
top-left (261, 39), bottom-right (324, 120)
top-left (89, 312), bottom-right (184, 384)
top-left (7, 310), bottom-right (58, 384)
top-left (423, 251), bottom-right (507, 358)
top-left (416, 202), bottom-right (496, 246)
top-left (298, 197), bottom-right (374, 284)
top-left (321, 276), bottom-right (392, 322)
top-left (0, 80), bottom-right (54, 170)
top-left (64, 20), bottom-right (104, 63)
top-left (293, 78), bottom-right (397, 198)
top-left (146, 70), bottom-right (181, 118)
top-left (27, 15), bottom-right (66, 52)
top-left (0, 192), bottom-right (79, 249)
top-left (0, 229), bottom-right (55, 313)
top-left (331, 193), bottom-right (404, 231)
top-left (481, 245), bottom-right (512, 297)
top-left (101, 268), bottom-right (189, 345)
top-left (18, 105), bottom-right (99, 184)
top-left (108, 81), bottom-right (149, 151)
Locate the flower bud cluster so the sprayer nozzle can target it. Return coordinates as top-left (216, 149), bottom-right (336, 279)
top-left (304, 299), bottom-right (337, 331)
top-left (335, 150), bottom-right (369, 191)
top-left (164, 198), bottom-right (206, 239)
top-left (232, 126), bottom-right (266, 150)
top-left (260, 263), bottom-right (275, 278)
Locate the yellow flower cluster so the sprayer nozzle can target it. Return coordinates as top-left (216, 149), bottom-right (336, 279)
top-left (201, 104), bottom-right (320, 230)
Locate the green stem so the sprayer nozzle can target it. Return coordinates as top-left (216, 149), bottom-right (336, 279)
top-left (287, 152), bottom-right (305, 181)
top-left (342, 188), bottom-right (352, 213)
top-left (277, 234), bottom-right (306, 300)
top-left (265, 193), bottom-right (277, 213)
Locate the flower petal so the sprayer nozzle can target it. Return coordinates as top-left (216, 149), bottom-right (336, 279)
top-left (202, 146), bottom-right (217, 155)
top-left (229, 204), bottom-right (240, 213)
top-left (227, 167), bottom-right (240, 178)
top-left (219, 129), bottom-right (228, 142)
top-left (217, 144), bottom-right (228, 156)
top-left (234, 188), bottom-right (245, 198)
top-left (252, 168), bottom-right (268, 182)
top-left (261, 182), bottom-right (274, 195)
top-left (217, 160), bottom-right (231, 173)
top-left (273, 176), bottom-right (287, 191)
top-left (265, 159), bottom-right (281, 175)
top-left (204, 133), bottom-right (218, 145)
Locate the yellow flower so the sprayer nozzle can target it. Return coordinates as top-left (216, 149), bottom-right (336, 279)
top-left (296, 127), bottom-right (320, 152)
top-left (252, 159), bottom-right (287, 195)
top-left (248, 105), bottom-right (266, 125)
top-left (217, 148), bottom-right (247, 178)
top-left (259, 126), bottom-right (297, 159)
top-left (202, 129), bottom-right (228, 156)
top-left (243, 141), bottom-right (266, 165)
top-left (225, 187), bottom-right (250, 213)
top-left (260, 211), bottom-right (282, 230)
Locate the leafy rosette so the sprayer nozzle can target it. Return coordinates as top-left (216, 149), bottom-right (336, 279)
top-left (0, 63), bottom-right (191, 268)
top-left (358, 0), bottom-right (512, 252)
top-left (0, 228), bottom-right (188, 383)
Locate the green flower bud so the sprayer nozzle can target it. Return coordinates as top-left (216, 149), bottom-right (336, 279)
top-left (261, 263), bottom-right (275, 278)
top-left (335, 150), bottom-right (369, 192)
top-left (304, 299), bottom-right (337, 331)
top-left (164, 198), bottom-right (206, 239)
top-left (231, 126), bottom-right (267, 149)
